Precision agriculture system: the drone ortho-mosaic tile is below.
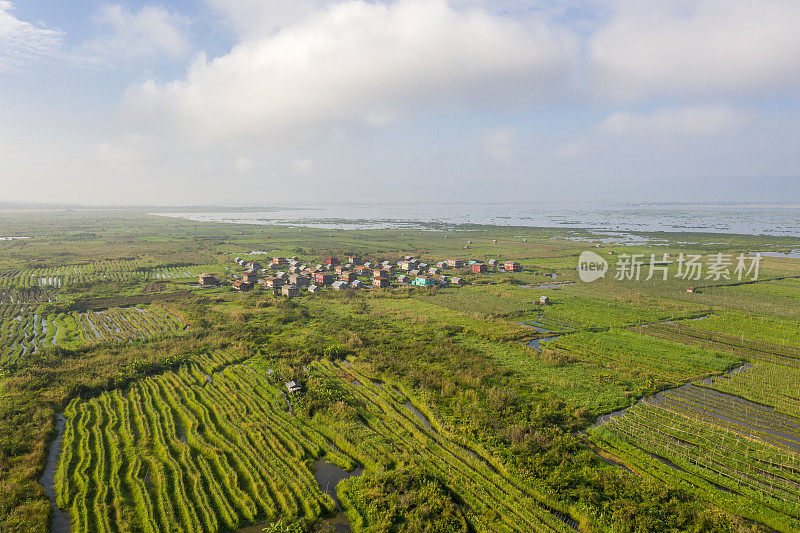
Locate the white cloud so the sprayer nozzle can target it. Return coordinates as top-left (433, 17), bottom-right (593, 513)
top-left (555, 140), bottom-right (584, 158)
top-left (481, 127), bottom-right (517, 161)
top-left (205, 0), bottom-right (331, 38)
top-left (6, 0), bottom-right (800, 206)
top-left (77, 4), bottom-right (190, 66)
top-left (123, 0), bottom-right (575, 147)
top-left (234, 155), bottom-right (280, 172)
top-left (0, 1), bottom-right (62, 71)
top-left (234, 156), bottom-right (257, 171)
top-left (363, 109), bottom-right (399, 128)
top-left (589, 0), bottom-right (800, 100)
top-left (599, 105), bottom-right (746, 138)
top-left (207, 0), bottom-right (587, 38)
top-left (96, 134), bottom-right (162, 165)
top-left (292, 158), bottom-right (314, 174)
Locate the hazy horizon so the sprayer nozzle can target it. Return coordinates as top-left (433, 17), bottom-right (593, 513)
top-left (2, 176), bottom-right (799, 208)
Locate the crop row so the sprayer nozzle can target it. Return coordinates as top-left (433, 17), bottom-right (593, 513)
top-left (0, 305), bottom-right (53, 363)
top-left (701, 362), bottom-right (800, 419)
top-left (310, 360), bottom-right (574, 532)
top-left (0, 262), bottom-right (212, 289)
top-left (0, 287), bottom-right (51, 304)
top-left (0, 262), bottom-right (139, 289)
top-left (591, 378), bottom-right (800, 530)
top-left (193, 350), bottom-right (252, 375)
top-left (598, 402), bottom-right (800, 510)
top-left (638, 323), bottom-right (800, 367)
top-left (654, 385), bottom-right (800, 450)
top-left (56, 362), bottom-right (338, 532)
top-left (0, 306), bottom-right (186, 365)
top-left (75, 307), bottom-right (185, 344)
top-left (148, 267), bottom-right (205, 280)
top-left (55, 355), bottom-right (574, 533)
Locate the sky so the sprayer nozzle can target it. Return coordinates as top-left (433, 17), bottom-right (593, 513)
top-left (1, 0), bottom-right (799, 205)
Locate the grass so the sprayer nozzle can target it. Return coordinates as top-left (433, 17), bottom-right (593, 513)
top-left (547, 329), bottom-right (740, 385)
top-left (363, 295), bottom-right (532, 340)
top-left (456, 335), bottom-right (635, 414)
top-left (411, 285), bottom-right (536, 317)
top-left (677, 310), bottom-right (800, 350)
top-left (2, 207), bottom-right (800, 532)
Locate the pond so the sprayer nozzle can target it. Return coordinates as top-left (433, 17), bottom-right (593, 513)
top-left (313, 458), bottom-right (365, 533)
top-left (526, 335), bottom-right (560, 350)
top-left (314, 458), bottom-right (364, 507)
top-left (526, 320), bottom-right (550, 333)
top-left (237, 457), bottom-right (364, 533)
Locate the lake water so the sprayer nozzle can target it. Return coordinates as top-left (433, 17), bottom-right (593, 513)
top-left (754, 250), bottom-right (800, 258)
top-left (155, 202), bottom-right (800, 237)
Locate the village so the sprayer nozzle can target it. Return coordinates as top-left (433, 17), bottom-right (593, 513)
top-left (196, 252), bottom-right (550, 397)
top-left (196, 254), bottom-right (539, 299)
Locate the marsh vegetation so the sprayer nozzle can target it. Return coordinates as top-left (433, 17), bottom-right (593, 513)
top-left (0, 209), bottom-right (798, 532)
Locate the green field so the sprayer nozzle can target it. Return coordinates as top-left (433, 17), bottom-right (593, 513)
top-left (590, 382), bottom-right (800, 532)
top-left (56, 354), bottom-right (339, 532)
top-left (0, 304), bottom-right (186, 364)
top-left (1, 208), bottom-right (799, 532)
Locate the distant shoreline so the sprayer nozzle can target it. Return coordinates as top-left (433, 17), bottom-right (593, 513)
top-left (151, 203), bottom-right (800, 238)
top-left (2, 200), bottom-right (800, 211)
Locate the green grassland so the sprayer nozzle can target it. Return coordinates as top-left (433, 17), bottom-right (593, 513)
top-left (548, 329), bottom-right (740, 381)
top-left (677, 311), bottom-right (800, 350)
top-left (703, 360), bottom-right (800, 417)
top-left (1, 208), bottom-right (799, 533)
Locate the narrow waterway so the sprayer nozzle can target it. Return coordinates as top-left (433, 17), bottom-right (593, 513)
top-left (39, 414), bottom-right (70, 533)
top-left (314, 457), bottom-right (364, 509)
top-left (83, 313), bottom-right (104, 342)
top-left (516, 282), bottom-right (575, 289)
top-left (403, 401), bottom-right (433, 430)
top-left (516, 320), bottom-right (562, 350)
top-left (527, 336), bottom-right (560, 350)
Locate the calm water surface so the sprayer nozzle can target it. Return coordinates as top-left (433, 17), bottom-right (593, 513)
top-left (155, 202), bottom-right (800, 237)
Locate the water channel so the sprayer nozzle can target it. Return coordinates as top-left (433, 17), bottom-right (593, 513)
top-left (39, 415), bottom-right (70, 533)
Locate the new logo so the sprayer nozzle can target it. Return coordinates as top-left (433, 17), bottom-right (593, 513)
top-left (578, 251), bottom-right (608, 282)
